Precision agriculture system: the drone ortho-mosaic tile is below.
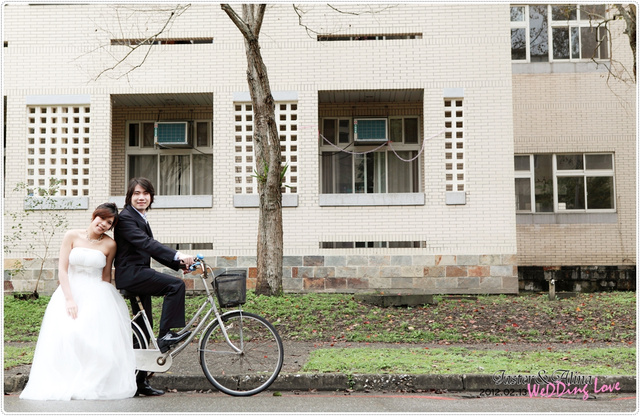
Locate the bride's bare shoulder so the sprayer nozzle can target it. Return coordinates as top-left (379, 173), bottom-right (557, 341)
top-left (63, 229), bottom-right (85, 241)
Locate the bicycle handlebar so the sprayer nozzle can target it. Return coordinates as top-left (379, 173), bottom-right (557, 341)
top-left (188, 253), bottom-right (205, 271)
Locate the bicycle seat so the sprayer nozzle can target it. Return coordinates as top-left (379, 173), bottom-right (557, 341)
top-left (119, 289), bottom-right (141, 298)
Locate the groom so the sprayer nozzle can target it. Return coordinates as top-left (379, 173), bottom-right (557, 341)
top-left (114, 177), bottom-right (195, 396)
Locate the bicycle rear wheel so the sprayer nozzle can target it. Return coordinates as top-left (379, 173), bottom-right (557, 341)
top-left (199, 311), bottom-right (283, 396)
top-left (132, 322), bottom-right (148, 350)
top-left (131, 322), bottom-right (148, 376)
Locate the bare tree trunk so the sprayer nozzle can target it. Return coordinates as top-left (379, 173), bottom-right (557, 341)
top-left (222, 4), bottom-right (283, 296)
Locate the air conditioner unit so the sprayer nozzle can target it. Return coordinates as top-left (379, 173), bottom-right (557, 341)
top-left (154, 122), bottom-right (189, 146)
top-left (353, 118), bottom-right (388, 142)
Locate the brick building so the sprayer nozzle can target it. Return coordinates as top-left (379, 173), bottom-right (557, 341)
top-left (2, 4), bottom-right (636, 295)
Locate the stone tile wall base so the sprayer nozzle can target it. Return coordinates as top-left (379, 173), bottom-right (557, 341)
top-left (5, 254), bottom-right (520, 296)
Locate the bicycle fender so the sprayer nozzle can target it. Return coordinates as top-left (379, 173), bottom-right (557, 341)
top-left (135, 350), bottom-right (173, 372)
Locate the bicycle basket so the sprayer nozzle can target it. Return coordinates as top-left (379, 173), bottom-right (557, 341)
top-left (213, 270), bottom-right (247, 307)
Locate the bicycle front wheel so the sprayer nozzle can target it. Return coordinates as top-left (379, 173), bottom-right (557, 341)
top-left (199, 311), bottom-right (284, 396)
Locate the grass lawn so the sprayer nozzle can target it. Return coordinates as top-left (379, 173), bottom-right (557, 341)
top-left (4, 291), bottom-right (636, 374)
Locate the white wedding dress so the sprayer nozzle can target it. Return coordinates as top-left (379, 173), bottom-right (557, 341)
top-left (20, 247), bottom-right (137, 401)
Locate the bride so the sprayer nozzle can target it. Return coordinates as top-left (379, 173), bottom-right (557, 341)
top-left (20, 202), bottom-right (137, 401)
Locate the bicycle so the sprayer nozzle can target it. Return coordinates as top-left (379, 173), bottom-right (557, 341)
top-left (125, 255), bottom-right (284, 396)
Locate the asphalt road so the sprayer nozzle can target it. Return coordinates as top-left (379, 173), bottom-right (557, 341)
top-left (3, 390), bottom-right (637, 414)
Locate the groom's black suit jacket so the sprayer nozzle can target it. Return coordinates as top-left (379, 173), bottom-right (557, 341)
top-left (114, 204), bottom-right (181, 287)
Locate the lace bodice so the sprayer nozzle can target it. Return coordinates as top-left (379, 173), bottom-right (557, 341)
top-left (68, 247), bottom-right (106, 280)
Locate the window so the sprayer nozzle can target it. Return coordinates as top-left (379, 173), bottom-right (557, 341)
top-left (321, 116), bottom-right (420, 194)
top-left (317, 33), bottom-right (422, 42)
top-left (234, 102), bottom-right (298, 194)
top-left (511, 4), bottom-right (608, 62)
top-left (26, 105), bottom-right (91, 196)
top-left (111, 38), bottom-right (213, 45)
top-left (515, 154), bottom-right (615, 212)
top-left (320, 240), bottom-right (425, 249)
top-left (126, 121), bottom-right (212, 195)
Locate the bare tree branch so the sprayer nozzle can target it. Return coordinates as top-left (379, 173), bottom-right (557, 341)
top-left (293, 4), bottom-right (398, 39)
top-left (326, 4), bottom-right (396, 16)
top-left (91, 4), bottom-right (191, 81)
top-left (221, 4), bottom-right (254, 40)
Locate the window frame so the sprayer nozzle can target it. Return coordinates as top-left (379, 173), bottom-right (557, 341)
top-left (320, 115), bottom-right (422, 195)
top-left (510, 4), bottom-right (609, 63)
top-left (515, 153), bottom-right (616, 213)
top-left (125, 120), bottom-right (213, 196)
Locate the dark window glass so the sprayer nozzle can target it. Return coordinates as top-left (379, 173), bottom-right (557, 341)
top-left (585, 154), bottom-right (613, 170)
top-left (514, 155), bottom-right (530, 171)
top-left (196, 122), bottom-right (209, 147)
top-left (534, 155), bottom-right (553, 212)
top-left (128, 123), bottom-right (139, 147)
top-left (587, 176), bottom-right (614, 209)
top-left (404, 118), bottom-right (419, 144)
top-left (511, 28), bottom-right (527, 60)
top-left (551, 5), bottom-right (577, 20)
top-left (558, 176), bottom-right (585, 209)
top-left (323, 119), bottom-right (336, 145)
top-left (529, 5), bottom-right (549, 62)
top-left (515, 177), bottom-right (532, 211)
top-left (580, 4), bottom-right (606, 20)
top-left (552, 27), bottom-right (571, 59)
top-left (143, 123), bottom-right (154, 147)
top-left (389, 119), bottom-right (402, 142)
top-left (557, 154), bottom-right (583, 170)
top-left (338, 119), bottom-right (350, 143)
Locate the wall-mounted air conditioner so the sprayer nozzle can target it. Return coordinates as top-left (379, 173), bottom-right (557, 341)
top-left (353, 118), bottom-right (388, 142)
top-left (154, 122), bottom-right (190, 146)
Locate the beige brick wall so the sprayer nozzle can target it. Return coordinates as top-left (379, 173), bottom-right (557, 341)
top-left (513, 70), bottom-right (636, 266)
top-left (8, 4), bottom-right (632, 295)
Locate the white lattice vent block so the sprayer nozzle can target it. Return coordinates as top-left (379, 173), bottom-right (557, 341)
top-left (27, 105), bottom-right (91, 196)
top-left (444, 99), bottom-right (464, 192)
top-left (234, 102), bottom-right (298, 194)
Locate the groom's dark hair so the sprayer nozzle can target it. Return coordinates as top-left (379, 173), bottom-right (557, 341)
top-left (124, 177), bottom-right (155, 209)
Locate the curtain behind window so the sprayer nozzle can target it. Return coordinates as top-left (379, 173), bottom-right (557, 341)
top-left (129, 155), bottom-right (157, 185)
top-left (160, 155), bottom-right (190, 195)
top-left (388, 151), bottom-right (418, 193)
top-left (193, 154), bottom-right (213, 195)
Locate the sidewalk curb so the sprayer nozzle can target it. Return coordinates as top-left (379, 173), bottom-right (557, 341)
top-left (5, 374), bottom-right (636, 394)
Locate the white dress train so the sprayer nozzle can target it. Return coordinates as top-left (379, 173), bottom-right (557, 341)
top-left (20, 247), bottom-right (137, 401)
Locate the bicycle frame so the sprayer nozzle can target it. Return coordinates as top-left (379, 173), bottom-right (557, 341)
top-left (131, 259), bottom-right (242, 372)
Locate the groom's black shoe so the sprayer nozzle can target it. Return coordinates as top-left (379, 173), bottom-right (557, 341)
top-left (158, 331), bottom-right (191, 353)
top-left (135, 380), bottom-right (164, 396)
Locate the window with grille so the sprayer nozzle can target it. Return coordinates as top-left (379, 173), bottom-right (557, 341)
top-left (234, 102), bottom-right (298, 194)
top-left (126, 120), bottom-right (213, 195)
top-left (444, 99), bottom-right (465, 192)
top-left (26, 105), bottom-right (91, 196)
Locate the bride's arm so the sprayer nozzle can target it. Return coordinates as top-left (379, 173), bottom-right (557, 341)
top-left (102, 238), bottom-right (117, 283)
top-left (58, 230), bottom-right (77, 319)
